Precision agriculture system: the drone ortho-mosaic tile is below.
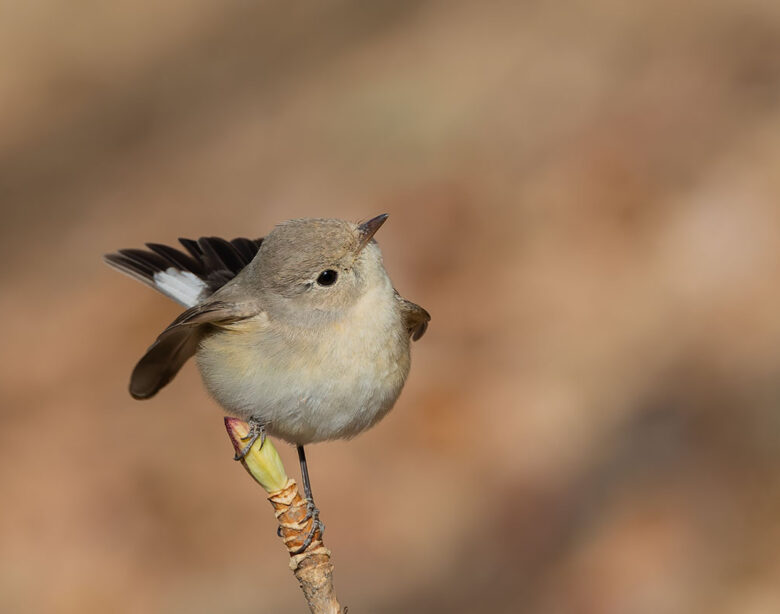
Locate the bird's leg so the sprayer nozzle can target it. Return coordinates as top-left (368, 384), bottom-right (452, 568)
top-left (233, 418), bottom-right (266, 461)
top-left (293, 444), bottom-right (325, 554)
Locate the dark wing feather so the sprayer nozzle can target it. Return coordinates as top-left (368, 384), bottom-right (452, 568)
top-left (130, 299), bottom-right (260, 399)
top-left (130, 326), bottom-right (201, 399)
top-left (105, 235), bottom-right (264, 398)
top-left (396, 293), bottom-right (430, 341)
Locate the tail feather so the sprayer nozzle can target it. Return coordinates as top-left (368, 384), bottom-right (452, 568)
top-left (104, 236), bottom-right (263, 307)
top-left (198, 236), bottom-right (246, 277)
top-left (146, 242), bottom-right (203, 275)
top-left (230, 237), bottom-right (261, 263)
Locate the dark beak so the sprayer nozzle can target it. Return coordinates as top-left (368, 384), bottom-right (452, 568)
top-left (357, 213), bottom-right (388, 252)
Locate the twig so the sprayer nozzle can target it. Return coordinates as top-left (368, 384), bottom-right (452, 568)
top-left (225, 418), bottom-right (343, 614)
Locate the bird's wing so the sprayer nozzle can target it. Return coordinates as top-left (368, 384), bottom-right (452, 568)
top-left (104, 236), bottom-right (264, 307)
top-left (130, 297), bottom-right (261, 399)
top-left (396, 293), bottom-right (431, 341)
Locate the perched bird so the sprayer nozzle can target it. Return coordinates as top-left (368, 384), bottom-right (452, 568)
top-left (104, 214), bottom-right (429, 551)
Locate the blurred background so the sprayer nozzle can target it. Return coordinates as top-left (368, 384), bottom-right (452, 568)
top-left (2, 1), bottom-right (780, 612)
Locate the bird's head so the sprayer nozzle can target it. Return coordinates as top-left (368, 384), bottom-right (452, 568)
top-left (249, 214), bottom-right (391, 322)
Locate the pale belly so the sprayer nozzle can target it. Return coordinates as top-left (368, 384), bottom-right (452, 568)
top-left (195, 311), bottom-right (411, 444)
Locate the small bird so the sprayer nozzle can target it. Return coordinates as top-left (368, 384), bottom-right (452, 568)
top-left (105, 214), bottom-right (429, 551)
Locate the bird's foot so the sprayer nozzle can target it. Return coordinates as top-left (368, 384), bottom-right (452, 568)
top-left (292, 497), bottom-right (325, 554)
top-left (233, 419), bottom-right (266, 461)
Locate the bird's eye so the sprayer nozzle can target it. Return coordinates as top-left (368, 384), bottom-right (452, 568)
top-left (316, 269), bottom-right (338, 286)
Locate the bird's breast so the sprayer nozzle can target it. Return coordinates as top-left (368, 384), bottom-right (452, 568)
top-left (196, 285), bottom-right (411, 443)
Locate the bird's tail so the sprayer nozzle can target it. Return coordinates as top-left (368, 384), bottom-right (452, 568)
top-left (104, 236), bottom-right (263, 307)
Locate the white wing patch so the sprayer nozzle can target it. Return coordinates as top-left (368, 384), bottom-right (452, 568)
top-left (152, 268), bottom-right (208, 307)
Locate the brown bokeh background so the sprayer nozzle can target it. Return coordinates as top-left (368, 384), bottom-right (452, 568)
top-left (2, 2), bottom-right (780, 612)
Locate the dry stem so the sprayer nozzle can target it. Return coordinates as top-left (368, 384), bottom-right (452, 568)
top-left (225, 418), bottom-right (343, 614)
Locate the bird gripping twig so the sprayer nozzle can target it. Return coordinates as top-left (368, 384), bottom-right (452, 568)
top-left (225, 417), bottom-right (343, 614)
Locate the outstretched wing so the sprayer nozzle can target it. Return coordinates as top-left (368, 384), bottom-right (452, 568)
top-left (104, 236), bottom-right (263, 307)
top-left (129, 299), bottom-right (260, 399)
top-left (396, 293), bottom-right (430, 341)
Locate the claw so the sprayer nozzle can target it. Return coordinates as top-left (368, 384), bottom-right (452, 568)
top-left (290, 445), bottom-right (325, 554)
top-left (292, 497), bottom-right (324, 554)
top-left (233, 419), bottom-right (266, 461)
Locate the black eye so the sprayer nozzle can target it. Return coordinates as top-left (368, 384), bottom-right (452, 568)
top-left (316, 269), bottom-right (338, 286)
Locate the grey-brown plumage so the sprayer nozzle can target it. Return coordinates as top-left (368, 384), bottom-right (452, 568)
top-left (105, 215), bottom-right (430, 446)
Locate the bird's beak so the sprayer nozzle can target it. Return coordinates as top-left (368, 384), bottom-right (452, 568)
top-left (356, 213), bottom-right (388, 252)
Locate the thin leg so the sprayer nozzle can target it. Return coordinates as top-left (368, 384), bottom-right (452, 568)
top-left (233, 418), bottom-right (266, 461)
top-left (293, 445), bottom-right (325, 554)
top-left (298, 445), bottom-right (314, 499)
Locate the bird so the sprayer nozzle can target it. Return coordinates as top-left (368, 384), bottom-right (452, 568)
top-left (104, 214), bottom-right (430, 551)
